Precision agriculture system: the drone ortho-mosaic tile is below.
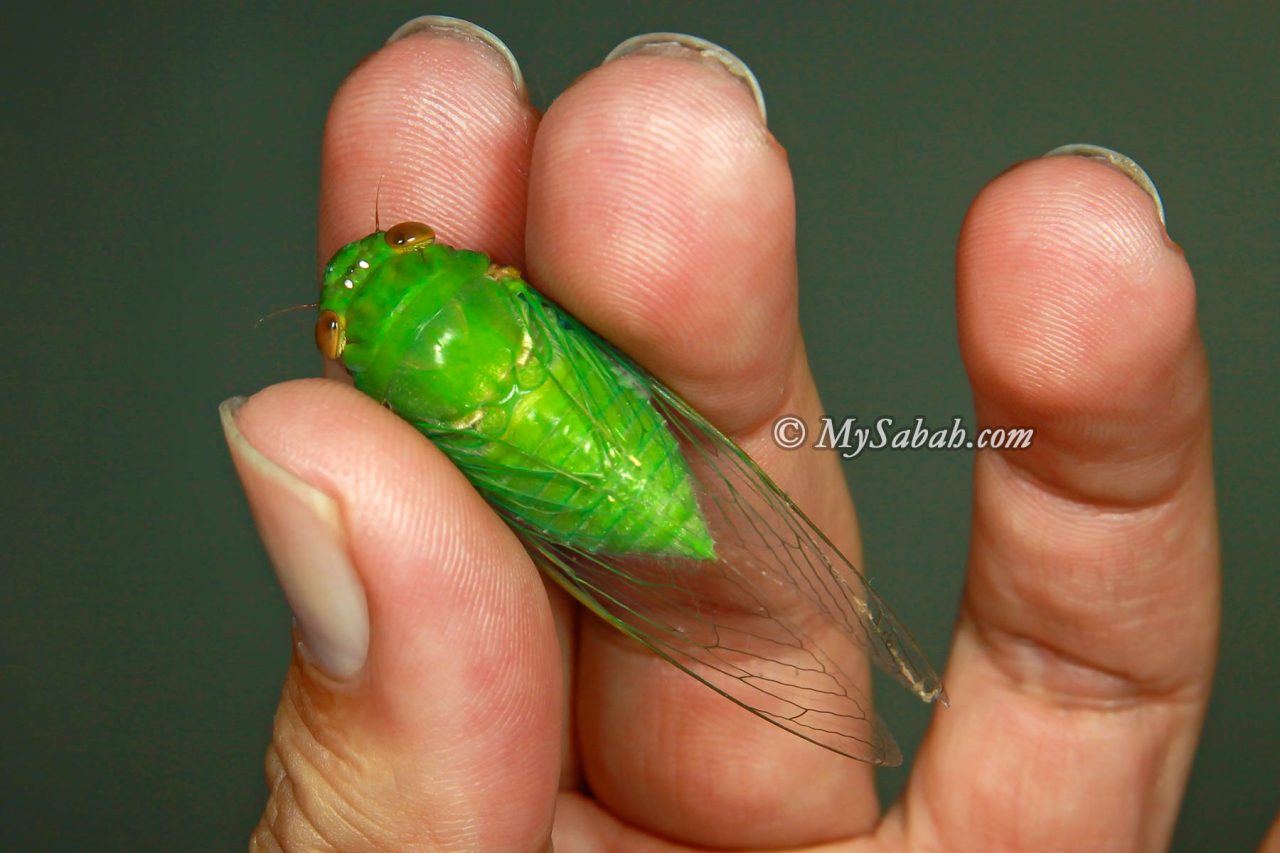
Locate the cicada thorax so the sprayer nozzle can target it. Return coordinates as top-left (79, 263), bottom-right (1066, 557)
top-left (341, 240), bottom-right (715, 560)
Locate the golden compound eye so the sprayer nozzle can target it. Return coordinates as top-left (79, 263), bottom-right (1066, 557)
top-left (315, 310), bottom-right (345, 359)
top-left (384, 221), bottom-right (436, 251)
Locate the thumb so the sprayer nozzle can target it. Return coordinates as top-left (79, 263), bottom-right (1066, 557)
top-left (222, 379), bottom-right (562, 851)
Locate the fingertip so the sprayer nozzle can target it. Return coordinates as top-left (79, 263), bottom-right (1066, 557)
top-left (320, 24), bottom-right (538, 265)
top-left (223, 391), bottom-right (369, 681)
top-left (602, 32), bottom-right (767, 123)
top-left (525, 50), bottom-right (797, 434)
top-left (231, 380), bottom-right (558, 725)
top-left (957, 154), bottom-right (1201, 448)
top-left (1042, 144), bottom-right (1166, 227)
top-left (387, 15), bottom-right (526, 100)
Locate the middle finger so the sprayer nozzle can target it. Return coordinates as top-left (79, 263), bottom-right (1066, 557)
top-left (525, 37), bottom-right (878, 848)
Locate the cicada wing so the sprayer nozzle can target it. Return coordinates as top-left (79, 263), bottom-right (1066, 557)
top-left (498, 341), bottom-right (945, 766)
top-left (642, 376), bottom-right (948, 710)
top-left (515, 524), bottom-right (903, 766)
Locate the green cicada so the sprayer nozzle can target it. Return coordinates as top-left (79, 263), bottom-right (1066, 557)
top-left (315, 221), bottom-right (945, 765)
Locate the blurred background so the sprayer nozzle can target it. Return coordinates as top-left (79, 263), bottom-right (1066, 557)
top-left (3, 2), bottom-right (1275, 849)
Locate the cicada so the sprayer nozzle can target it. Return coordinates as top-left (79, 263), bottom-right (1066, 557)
top-left (315, 222), bottom-right (945, 765)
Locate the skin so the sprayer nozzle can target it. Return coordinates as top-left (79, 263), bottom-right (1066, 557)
top-left (228, 28), bottom-right (1232, 852)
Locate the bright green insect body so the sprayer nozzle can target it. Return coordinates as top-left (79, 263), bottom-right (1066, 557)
top-left (317, 222), bottom-right (945, 766)
top-left (319, 224), bottom-right (713, 560)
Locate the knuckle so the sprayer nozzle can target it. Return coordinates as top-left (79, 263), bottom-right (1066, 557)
top-left (251, 664), bottom-right (418, 852)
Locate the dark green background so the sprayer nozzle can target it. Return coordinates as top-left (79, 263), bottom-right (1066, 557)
top-left (3, 2), bottom-right (1275, 849)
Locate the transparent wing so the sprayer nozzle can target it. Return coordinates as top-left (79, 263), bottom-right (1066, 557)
top-left (502, 339), bottom-right (946, 766)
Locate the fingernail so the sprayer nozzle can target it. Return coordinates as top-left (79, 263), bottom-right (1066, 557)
top-left (387, 15), bottom-right (525, 98)
top-left (604, 32), bottom-right (767, 123)
top-left (1042, 144), bottom-right (1166, 227)
top-left (221, 397), bottom-right (369, 680)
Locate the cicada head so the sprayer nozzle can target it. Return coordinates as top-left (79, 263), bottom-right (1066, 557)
top-left (316, 223), bottom-right (437, 362)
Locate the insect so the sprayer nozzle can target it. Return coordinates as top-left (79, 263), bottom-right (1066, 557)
top-left (315, 221), bottom-right (946, 765)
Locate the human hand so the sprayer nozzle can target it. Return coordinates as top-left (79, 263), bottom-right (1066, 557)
top-left (223, 19), bottom-right (1219, 851)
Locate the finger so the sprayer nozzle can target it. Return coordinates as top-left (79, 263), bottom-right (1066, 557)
top-left (229, 21), bottom-right (565, 849)
top-left (320, 16), bottom-right (586, 793)
top-left (320, 16), bottom-right (537, 264)
top-left (900, 150), bottom-right (1218, 849)
top-left (1262, 809), bottom-right (1280, 852)
top-left (525, 37), bottom-right (877, 848)
top-left (224, 381), bottom-right (561, 850)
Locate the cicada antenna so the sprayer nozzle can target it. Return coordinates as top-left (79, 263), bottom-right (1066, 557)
top-left (254, 302), bottom-right (318, 330)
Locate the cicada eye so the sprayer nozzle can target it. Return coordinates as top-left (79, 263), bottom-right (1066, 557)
top-left (315, 310), bottom-right (345, 359)
top-left (384, 221), bottom-right (436, 251)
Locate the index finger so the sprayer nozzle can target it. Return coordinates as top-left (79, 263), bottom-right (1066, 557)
top-left (236, 20), bottom-right (567, 850)
top-left (319, 18), bottom-right (536, 262)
